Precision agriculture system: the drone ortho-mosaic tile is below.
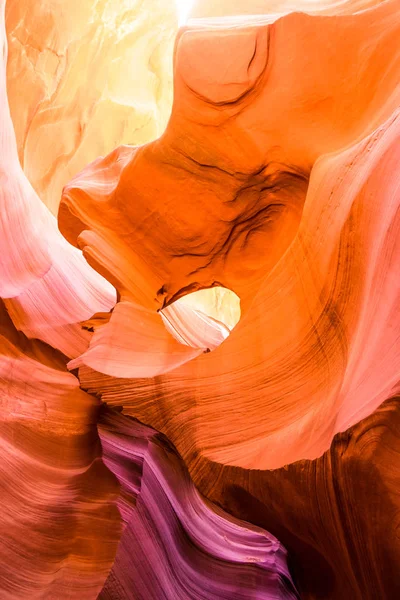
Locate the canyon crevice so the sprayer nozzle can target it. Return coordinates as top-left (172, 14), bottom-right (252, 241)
top-left (1, 0), bottom-right (400, 598)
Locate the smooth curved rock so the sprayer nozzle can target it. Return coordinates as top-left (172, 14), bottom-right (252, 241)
top-left (5, 0), bottom-right (177, 214)
top-left (0, 5), bottom-right (121, 596)
top-left (61, 0), bottom-right (400, 468)
top-left (68, 301), bottom-right (203, 378)
top-left (0, 301), bottom-right (121, 599)
top-left (193, 396), bottom-right (400, 600)
top-left (160, 300), bottom-right (231, 350)
top-left (173, 287), bottom-right (241, 332)
top-left (98, 407), bottom-right (299, 600)
top-left (0, 0), bottom-right (116, 358)
top-left (2, 0), bottom-right (400, 598)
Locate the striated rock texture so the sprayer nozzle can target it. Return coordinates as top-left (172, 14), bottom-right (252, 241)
top-left (5, 0), bottom-right (177, 214)
top-left (60, 0), bottom-right (400, 471)
top-left (98, 408), bottom-right (299, 600)
top-left (0, 301), bottom-right (121, 599)
top-left (2, 0), bottom-right (400, 598)
top-left (193, 396), bottom-right (400, 600)
top-left (0, 3), bottom-right (121, 597)
top-left (0, 1), bottom-right (297, 597)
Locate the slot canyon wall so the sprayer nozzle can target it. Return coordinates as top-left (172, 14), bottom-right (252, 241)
top-left (1, 0), bottom-right (400, 599)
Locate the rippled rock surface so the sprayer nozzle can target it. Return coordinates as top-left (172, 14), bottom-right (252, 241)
top-left (1, 0), bottom-right (400, 598)
top-left (98, 408), bottom-right (298, 600)
top-left (60, 0), bottom-right (400, 470)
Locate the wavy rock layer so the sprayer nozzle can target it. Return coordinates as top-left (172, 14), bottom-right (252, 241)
top-left (0, 0), bottom-right (116, 359)
top-left (98, 408), bottom-right (299, 600)
top-left (0, 301), bottom-right (121, 599)
top-left (193, 396), bottom-right (400, 600)
top-left (0, 3), bottom-right (121, 597)
top-left (5, 0), bottom-right (176, 214)
top-left (2, 0), bottom-right (400, 599)
top-left (60, 0), bottom-right (400, 470)
top-left (0, 2), bottom-right (298, 597)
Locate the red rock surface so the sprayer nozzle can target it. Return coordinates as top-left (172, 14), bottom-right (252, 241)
top-left (1, 0), bottom-right (400, 598)
top-left (0, 302), bottom-right (121, 599)
top-left (60, 0), bottom-right (400, 469)
top-left (194, 396), bottom-right (400, 599)
top-left (1, 3), bottom-right (121, 595)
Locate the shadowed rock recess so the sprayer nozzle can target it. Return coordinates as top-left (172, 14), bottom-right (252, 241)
top-left (1, 0), bottom-right (400, 598)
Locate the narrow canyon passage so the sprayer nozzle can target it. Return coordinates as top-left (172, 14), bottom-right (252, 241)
top-left (1, 0), bottom-right (400, 599)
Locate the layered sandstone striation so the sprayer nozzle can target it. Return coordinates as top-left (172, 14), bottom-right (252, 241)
top-left (0, 1), bottom-right (296, 597)
top-left (0, 1), bottom-right (116, 358)
top-left (194, 396), bottom-right (400, 599)
top-left (60, 0), bottom-right (400, 469)
top-left (98, 408), bottom-right (299, 600)
top-left (0, 301), bottom-right (121, 599)
top-left (0, 2), bottom-right (122, 593)
top-left (2, 0), bottom-right (400, 598)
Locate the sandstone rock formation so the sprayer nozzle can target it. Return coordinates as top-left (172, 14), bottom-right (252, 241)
top-left (5, 0), bottom-right (177, 214)
top-left (0, 1), bottom-right (295, 597)
top-left (60, 0), bottom-right (400, 470)
top-left (98, 408), bottom-right (299, 600)
top-left (0, 19), bottom-right (116, 358)
top-left (0, 301), bottom-right (121, 599)
top-left (195, 396), bottom-right (400, 599)
top-left (1, 0), bottom-right (400, 598)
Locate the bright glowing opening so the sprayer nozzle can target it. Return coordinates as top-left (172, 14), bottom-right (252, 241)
top-left (161, 287), bottom-right (241, 352)
top-left (177, 287), bottom-right (241, 331)
top-left (175, 0), bottom-right (195, 26)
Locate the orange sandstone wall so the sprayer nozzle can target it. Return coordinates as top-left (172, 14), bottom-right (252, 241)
top-left (5, 0), bottom-right (177, 214)
top-left (2, 0), bottom-right (400, 598)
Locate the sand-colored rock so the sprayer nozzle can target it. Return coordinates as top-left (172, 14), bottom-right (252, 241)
top-left (60, 0), bottom-right (400, 469)
top-left (0, 0), bottom-right (116, 357)
top-left (174, 287), bottom-right (241, 332)
top-left (189, 0), bottom-right (385, 19)
top-left (5, 0), bottom-right (177, 214)
top-left (0, 7), bottom-right (122, 593)
top-left (1, 0), bottom-right (400, 598)
top-left (0, 301), bottom-right (121, 599)
top-left (68, 300), bottom-right (204, 378)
